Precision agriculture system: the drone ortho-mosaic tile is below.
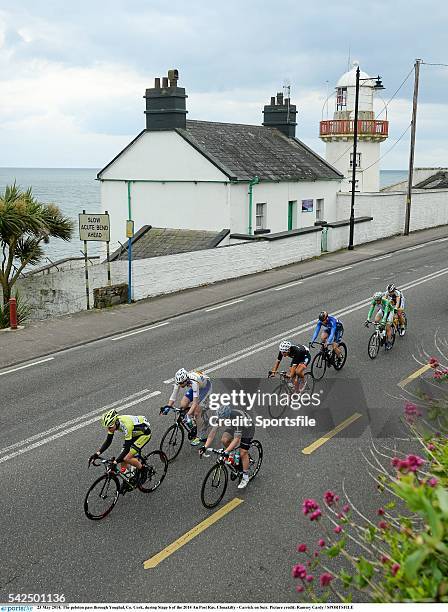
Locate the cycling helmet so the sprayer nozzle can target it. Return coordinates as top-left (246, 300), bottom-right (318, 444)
top-left (101, 409), bottom-right (118, 428)
top-left (217, 404), bottom-right (232, 419)
top-left (279, 340), bottom-right (292, 353)
top-left (387, 283), bottom-right (396, 293)
top-left (175, 368), bottom-right (189, 385)
top-left (373, 291), bottom-right (383, 301)
top-left (318, 311), bottom-right (328, 322)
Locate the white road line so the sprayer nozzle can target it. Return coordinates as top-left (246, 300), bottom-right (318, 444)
top-left (435, 237), bottom-right (448, 243)
top-left (372, 254), bottom-right (392, 261)
top-left (205, 299), bottom-right (244, 312)
top-left (326, 266), bottom-right (352, 275)
top-left (406, 244), bottom-right (427, 251)
top-left (0, 389), bottom-right (161, 464)
top-left (111, 322), bottom-right (170, 341)
top-left (274, 281), bottom-right (303, 291)
top-left (163, 265), bottom-right (448, 382)
top-left (0, 357), bottom-right (54, 377)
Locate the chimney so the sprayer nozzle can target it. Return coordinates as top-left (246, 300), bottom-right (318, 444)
top-left (262, 91), bottom-right (297, 138)
top-left (144, 69), bottom-right (188, 131)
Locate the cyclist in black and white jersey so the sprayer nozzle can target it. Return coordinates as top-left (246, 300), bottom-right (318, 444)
top-left (268, 340), bottom-right (311, 391)
top-left (200, 404), bottom-right (255, 490)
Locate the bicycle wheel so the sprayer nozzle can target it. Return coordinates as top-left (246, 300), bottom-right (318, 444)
top-left (333, 342), bottom-right (347, 371)
top-left (296, 372), bottom-right (315, 394)
top-left (389, 326), bottom-right (396, 349)
top-left (269, 381), bottom-right (289, 417)
top-left (368, 332), bottom-right (380, 359)
top-left (201, 463), bottom-right (228, 509)
top-left (138, 450), bottom-right (168, 493)
top-left (311, 352), bottom-right (327, 381)
top-left (247, 440), bottom-right (263, 481)
top-left (84, 474), bottom-right (120, 520)
top-left (160, 423), bottom-right (184, 463)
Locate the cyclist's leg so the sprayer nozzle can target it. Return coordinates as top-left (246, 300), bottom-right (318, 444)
top-left (221, 430), bottom-right (233, 449)
top-left (291, 363), bottom-right (306, 390)
top-left (127, 434), bottom-right (152, 470)
top-left (333, 324), bottom-right (343, 356)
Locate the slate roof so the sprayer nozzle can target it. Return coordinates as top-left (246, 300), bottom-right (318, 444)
top-left (177, 120), bottom-right (342, 182)
top-left (109, 226), bottom-right (229, 261)
top-left (414, 171), bottom-right (448, 190)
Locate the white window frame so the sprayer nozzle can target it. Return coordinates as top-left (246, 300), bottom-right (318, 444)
top-left (255, 202), bottom-right (266, 230)
top-left (316, 198), bottom-right (324, 221)
top-left (350, 152), bottom-right (362, 169)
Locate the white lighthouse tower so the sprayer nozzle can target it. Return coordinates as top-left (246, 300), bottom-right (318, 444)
top-left (320, 61), bottom-right (388, 192)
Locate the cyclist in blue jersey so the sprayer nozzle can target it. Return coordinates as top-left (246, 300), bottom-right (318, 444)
top-left (310, 311), bottom-right (344, 358)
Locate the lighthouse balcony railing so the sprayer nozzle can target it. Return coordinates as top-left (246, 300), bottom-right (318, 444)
top-left (319, 119), bottom-right (388, 137)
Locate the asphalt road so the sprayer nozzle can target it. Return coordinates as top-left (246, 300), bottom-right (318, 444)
top-left (0, 237), bottom-right (446, 603)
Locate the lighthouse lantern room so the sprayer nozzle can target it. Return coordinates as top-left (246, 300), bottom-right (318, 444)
top-left (320, 61), bottom-right (388, 192)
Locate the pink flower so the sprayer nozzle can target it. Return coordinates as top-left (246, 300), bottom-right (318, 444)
top-left (406, 454), bottom-right (425, 472)
top-left (427, 443), bottom-right (436, 451)
top-left (318, 538), bottom-right (326, 548)
top-left (314, 551), bottom-right (319, 558)
top-left (342, 504), bottom-right (350, 513)
top-left (296, 585), bottom-right (304, 593)
top-left (378, 521), bottom-right (389, 530)
top-left (404, 401), bottom-right (418, 415)
top-left (427, 477), bottom-right (438, 487)
top-left (320, 573), bottom-right (334, 587)
top-left (324, 490), bottom-right (338, 506)
top-left (429, 357), bottom-right (439, 369)
top-left (381, 555), bottom-right (390, 564)
top-left (310, 509), bottom-right (322, 521)
top-left (297, 543), bottom-right (308, 553)
top-left (377, 508), bottom-right (385, 516)
top-left (306, 575), bottom-right (314, 583)
top-left (302, 498), bottom-right (319, 515)
top-left (292, 564), bottom-right (307, 579)
top-left (334, 525), bottom-right (343, 534)
top-left (391, 563), bottom-right (400, 576)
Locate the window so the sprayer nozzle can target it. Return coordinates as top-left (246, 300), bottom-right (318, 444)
top-left (350, 152), bottom-right (362, 168)
top-left (256, 203), bottom-right (266, 230)
top-left (316, 199), bottom-right (324, 221)
top-left (287, 201), bottom-right (297, 230)
top-left (336, 87), bottom-right (347, 111)
top-left (301, 199), bottom-right (314, 213)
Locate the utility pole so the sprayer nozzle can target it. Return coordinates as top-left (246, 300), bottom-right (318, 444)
top-left (404, 59), bottom-right (422, 236)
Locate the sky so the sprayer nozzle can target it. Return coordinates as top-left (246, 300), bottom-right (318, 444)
top-left (0, 0), bottom-right (447, 170)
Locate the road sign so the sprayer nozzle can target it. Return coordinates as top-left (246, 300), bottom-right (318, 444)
top-left (79, 213), bottom-right (110, 242)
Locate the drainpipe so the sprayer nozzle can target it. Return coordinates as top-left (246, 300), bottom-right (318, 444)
top-left (248, 176), bottom-right (260, 235)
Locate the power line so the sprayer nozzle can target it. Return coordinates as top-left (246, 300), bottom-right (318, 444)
top-left (421, 62), bottom-right (448, 67)
top-left (362, 123), bottom-right (412, 172)
top-left (376, 65), bottom-right (414, 118)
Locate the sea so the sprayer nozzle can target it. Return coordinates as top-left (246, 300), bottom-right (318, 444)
top-left (0, 167), bottom-right (408, 263)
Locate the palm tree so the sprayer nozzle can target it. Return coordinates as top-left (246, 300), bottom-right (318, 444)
top-left (0, 183), bottom-right (74, 305)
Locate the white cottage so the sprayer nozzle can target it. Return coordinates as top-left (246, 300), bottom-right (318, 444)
top-left (98, 70), bottom-right (343, 251)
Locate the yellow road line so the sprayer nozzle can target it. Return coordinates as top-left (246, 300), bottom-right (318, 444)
top-left (398, 364), bottom-right (432, 389)
top-left (301, 412), bottom-right (363, 455)
top-left (144, 497), bottom-right (244, 569)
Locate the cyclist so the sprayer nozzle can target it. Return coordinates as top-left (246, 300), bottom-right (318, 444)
top-left (200, 404), bottom-right (255, 490)
top-left (385, 283), bottom-right (406, 332)
top-left (310, 311), bottom-right (344, 359)
top-left (89, 410), bottom-right (151, 484)
top-left (268, 340), bottom-right (311, 391)
top-left (161, 368), bottom-right (211, 446)
top-left (365, 291), bottom-right (394, 349)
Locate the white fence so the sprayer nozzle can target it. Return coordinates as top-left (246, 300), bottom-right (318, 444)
top-left (15, 230), bottom-right (321, 319)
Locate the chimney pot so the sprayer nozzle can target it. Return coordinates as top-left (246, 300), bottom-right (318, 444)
top-left (270, 96), bottom-right (276, 105)
top-left (155, 77), bottom-right (161, 88)
top-left (262, 90), bottom-right (297, 138)
top-left (276, 92), bottom-right (283, 105)
top-left (162, 76), bottom-right (169, 88)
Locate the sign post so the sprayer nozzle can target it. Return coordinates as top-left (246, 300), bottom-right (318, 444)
top-left (78, 211), bottom-right (111, 309)
top-left (126, 220), bottom-right (134, 304)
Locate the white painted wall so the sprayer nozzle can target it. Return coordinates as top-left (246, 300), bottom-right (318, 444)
top-left (325, 139), bottom-right (381, 193)
top-left (16, 231), bottom-right (322, 319)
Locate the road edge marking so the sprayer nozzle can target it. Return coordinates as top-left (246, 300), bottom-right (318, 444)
top-left (205, 299), bottom-right (244, 312)
top-left (398, 364), bottom-right (432, 388)
top-left (144, 497), bottom-right (244, 569)
top-left (301, 412), bottom-right (363, 455)
top-left (0, 357), bottom-right (54, 377)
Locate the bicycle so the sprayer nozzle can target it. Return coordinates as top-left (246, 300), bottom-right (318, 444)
top-left (394, 310), bottom-right (407, 337)
top-left (160, 406), bottom-right (207, 463)
top-left (310, 340), bottom-right (347, 381)
top-left (84, 449), bottom-right (168, 520)
top-left (200, 441), bottom-right (263, 509)
top-left (365, 321), bottom-right (396, 359)
top-left (268, 370), bottom-right (315, 417)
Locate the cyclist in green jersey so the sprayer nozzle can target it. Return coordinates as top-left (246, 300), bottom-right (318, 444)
top-left (89, 410), bottom-right (152, 483)
top-left (365, 291), bottom-right (394, 350)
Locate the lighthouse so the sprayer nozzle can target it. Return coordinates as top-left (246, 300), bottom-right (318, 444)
top-left (320, 61), bottom-right (388, 192)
